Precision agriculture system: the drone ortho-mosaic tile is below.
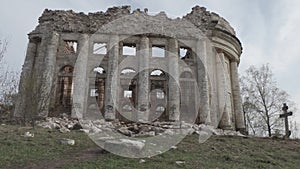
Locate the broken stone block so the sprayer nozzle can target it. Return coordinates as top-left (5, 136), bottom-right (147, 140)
top-left (139, 159), bottom-right (146, 163)
top-left (197, 130), bottom-right (212, 143)
top-left (66, 124), bottom-right (74, 129)
top-left (104, 139), bottom-right (145, 156)
top-left (79, 129), bottom-right (90, 133)
top-left (175, 161), bottom-right (185, 165)
top-left (59, 127), bottom-right (70, 133)
top-left (153, 127), bottom-right (165, 134)
top-left (171, 146), bottom-right (177, 149)
top-left (89, 126), bottom-right (102, 133)
top-left (117, 127), bottom-right (133, 136)
top-left (138, 131), bottom-right (155, 137)
top-left (96, 136), bottom-right (115, 142)
top-left (22, 131), bottom-right (34, 138)
top-left (60, 138), bottom-right (75, 145)
top-left (164, 129), bottom-right (175, 135)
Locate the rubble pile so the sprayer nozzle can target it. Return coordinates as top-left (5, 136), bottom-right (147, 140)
top-left (35, 116), bottom-right (82, 133)
top-left (35, 117), bottom-right (244, 137)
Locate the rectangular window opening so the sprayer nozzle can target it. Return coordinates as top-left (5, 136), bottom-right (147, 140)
top-left (93, 43), bottom-right (107, 55)
top-left (90, 89), bottom-right (98, 97)
top-left (64, 40), bottom-right (78, 54)
top-left (152, 46), bottom-right (165, 58)
top-left (156, 91), bottom-right (165, 99)
top-left (122, 44), bottom-right (136, 56)
top-left (124, 90), bottom-right (132, 98)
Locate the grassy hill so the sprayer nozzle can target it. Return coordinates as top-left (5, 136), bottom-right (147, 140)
top-left (1, 124), bottom-right (300, 169)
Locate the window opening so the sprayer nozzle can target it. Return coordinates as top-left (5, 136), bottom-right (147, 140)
top-left (156, 91), bottom-right (165, 99)
top-left (124, 90), bottom-right (133, 98)
top-left (93, 66), bottom-right (105, 74)
top-left (64, 40), bottom-right (77, 54)
top-left (180, 47), bottom-right (192, 60)
top-left (152, 46), bottom-right (165, 58)
top-left (150, 69), bottom-right (164, 76)
top-left (122, 44), bottom-right (136, 56)
top-left (58, 66), bottom-right (74, 113)
top-left (93, 43), bottom-right (107, 54)
top-left (121, 68), bottom-right (136, 75)
top-left (123, 104), bottom-right (132, 111)
top-left (156, 106), bottom-right (165, 113)
top-left (90, 89), bottom-right (98, 97)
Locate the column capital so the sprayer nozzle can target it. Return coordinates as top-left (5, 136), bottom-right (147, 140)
top-left (140, 36), bottom-right (149, 46)
top-left (168, 38), bottom-right (178, 46)
top-left (141, 35), bottom-right (149, 40)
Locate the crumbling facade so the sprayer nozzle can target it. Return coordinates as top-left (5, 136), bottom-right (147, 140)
top-left (15, 6), bottom-right (245, 131)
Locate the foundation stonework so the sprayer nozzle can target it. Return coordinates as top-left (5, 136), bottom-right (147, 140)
top-left (14, 6), bottom-right (245, 132)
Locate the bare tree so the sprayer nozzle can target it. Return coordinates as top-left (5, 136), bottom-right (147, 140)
top-left (240, 64), bottom-right (293, 137)
top-left (20, 71), bottom-right (52, 126)
top-left (0, 39), bottom-right (20, 122)
top-left (290, 121), bottom-right (299, 139)
top-left (0, 39), bottom-right (8, 87)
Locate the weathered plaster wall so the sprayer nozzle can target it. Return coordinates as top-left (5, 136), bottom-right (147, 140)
top-left (14, 5), bottom-right (245, 131)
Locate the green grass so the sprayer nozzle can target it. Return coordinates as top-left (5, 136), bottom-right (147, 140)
top-left (61, 136), bottom-right (300, 169)
top-left (1, 124), bottom-right (300, 169)
top-left (0, 124), bottom-right (95, 168)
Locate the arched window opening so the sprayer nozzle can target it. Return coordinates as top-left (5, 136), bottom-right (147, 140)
top-left (95, 76), bottom-right (106, 112)
top-left (58, 65), bottom-right (74, 113)
top-left (119, 64), bottom-right (137, 110)
top-left (150, 69), bottom-right (164, 76)
top-left (156, 106), bottom-right (165, 114)
top-left (150, 70), bottom-right (167, 91)
top-left (179, 48), bottom-right (187, 59)
top-left (180, 71), bottom-right (193, 79)
top-left (179, 47), bottom-right (193, 60)
top-left (94, 66), bottom-right (105, 74)
top-left (89, 66), bottom-right (106, 113)
top-left (121, 68), bottom-right (136, 75)
top-left (149, 70), bottom-right (168, 121)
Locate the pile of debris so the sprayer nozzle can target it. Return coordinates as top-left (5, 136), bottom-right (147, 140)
top-left (36, 117), bottom-right (244, 137)
top-left (35, 116), bottom-right (82, 133)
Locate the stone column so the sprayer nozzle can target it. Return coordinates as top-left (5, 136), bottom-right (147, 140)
top-left (137, 36), bottom-right (150, 122)
top-left (196, 39), bottom-right (211, 124)
top-left (72, 34), bottom-right (89, 119)
top-left (231, 61), bottom-right (246, 132)
top-left (168, 39), bottom-right (180, 121)
top-left (14, 36), bottom-right (40, 117)
top-left (217, 52), bottom-right (232, 129)
top-left (104, 35), bottom-right (120, 120)
top-left (38, 32), bottom-right (60, 116)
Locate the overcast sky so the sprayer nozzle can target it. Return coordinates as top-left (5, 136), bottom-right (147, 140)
top-left (1, 0), bottom-right (300, 123)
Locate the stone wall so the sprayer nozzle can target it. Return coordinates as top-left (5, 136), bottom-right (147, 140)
top-left (15, 5), bottom-right (245, 132)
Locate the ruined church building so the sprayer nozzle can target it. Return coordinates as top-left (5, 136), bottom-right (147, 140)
top-left (15, 6), bottom-right (245, 132)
